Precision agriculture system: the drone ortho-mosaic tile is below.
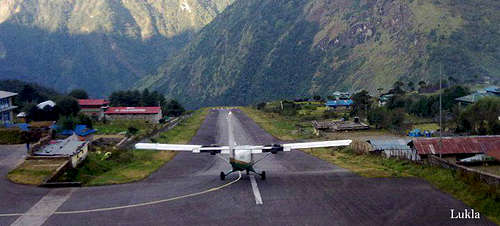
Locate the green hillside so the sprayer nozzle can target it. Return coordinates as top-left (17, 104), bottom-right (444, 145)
top-left (0, 0), bottom-right (233, 97)
top-left (140, 0), bottom-right (500, 108)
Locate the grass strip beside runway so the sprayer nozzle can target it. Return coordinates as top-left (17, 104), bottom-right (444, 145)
top-left (57, 109), bottom-right (209, 186)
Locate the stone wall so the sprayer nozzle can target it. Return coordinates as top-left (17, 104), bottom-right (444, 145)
top-left (105, 113), bottom-right (161, 123)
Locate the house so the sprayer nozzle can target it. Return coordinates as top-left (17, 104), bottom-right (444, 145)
top-left (367, 139), bottom-right (420, 161)
top-left (78, 99), bottom-right (109, 120)
top-left (105, 107), bottom-right (162, 123)
top-left (378, 94), bottom-right (394, 106)
top-left (331, 91), bottom-right (351, 100)
top-left (455, 86), bottom-right (500, 105)
top-left (485, 86), bottom-right (500, 95)
top-left (33, 135), bottom-right (89, 168)
top-left (409, 136), bottom-right (500, 161)
top-left (325, 99), bottom-right (353, 110)
top-left (0, 91), bottom-right (18, 125)
top-left (312, 118), bottom-right (369, 134)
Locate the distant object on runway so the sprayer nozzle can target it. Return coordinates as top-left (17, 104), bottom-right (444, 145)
top-left (136, 111), bottom-right (352, 180)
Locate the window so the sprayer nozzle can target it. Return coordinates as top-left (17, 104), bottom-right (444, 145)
top-left (0, 98), bottom-right (9, 110)
top-left (1, 111), bottom-right (10, 123)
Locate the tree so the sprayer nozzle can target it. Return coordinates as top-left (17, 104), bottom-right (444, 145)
top-left (77, 114), bottom-right (93, 129)
top-left (457, 97), bottom-right (500, 135)
top-left (407, 81), bottom-right (415, 91)
top-left (59, 116), bottom-right (76, 131)
top-left (163, 100), bottom-right (185, 117)
top-left (141, 89), bottom-right (152, 106)
top-left (351, 90), bottom-right (372, 118)
top-left (418, 81), bottom-right (427, 92)
top-left (56, 96), bottom-right (80, 116)
top-left (392, 81), bottom-right (405, 94)
top-left (18, 84), bottom-right (39, 103)
top-left (368, 107), bottom-right (389, 129)
top-left (68, 89), bottom-right (89, 99)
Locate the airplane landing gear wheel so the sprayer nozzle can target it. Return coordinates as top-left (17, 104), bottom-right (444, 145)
top-left (261, 171), bottom-right (266, 180)
top-left (220, 172), bottom-right (225, 180)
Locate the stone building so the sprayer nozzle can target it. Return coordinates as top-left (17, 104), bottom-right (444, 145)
top-left (78, 99), bottom-right (109, 120)
top-left (104, 107), bottom-right (162, 123)
top-left (0, 91), bottom-right (18, 125)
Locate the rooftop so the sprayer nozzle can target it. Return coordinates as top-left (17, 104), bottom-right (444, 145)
top-left (326, 100), bottom-right (353, 106)
top-left (0, 90), bottom-right (17, 99)
top-left (105, 107), bottom-right (161, 115)
top-left (411, 136), bottom-right (500, 156)
top-left (34, 136), bottom-right (87, 157)
top-left (78, 99), bottom-right (110, 106)
top-left (367, 139), bottom-right (412, 151)
top-left (485, 86), bottom-right (500, 94)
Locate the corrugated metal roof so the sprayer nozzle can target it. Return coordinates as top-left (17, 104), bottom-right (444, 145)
top-left (368, 139), bottom-right (411, 151)
top-left (35, 135), bottom-right (87, 156)
top-left (0, 90), bottom-right (17, 99)
top-left (455, 92), bottom-right (497, 103)
top-left (326, 100), bottom-right (353, 107)
top-left (412, 136), bottom-right (500, 156)
top-left (78, 99), bottom-right (109, 106)
top-left (487, 148), bottom-right (500, 161)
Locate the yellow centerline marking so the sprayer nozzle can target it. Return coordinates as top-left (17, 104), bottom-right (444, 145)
top-left (0, 172), bottom-right (242, 217)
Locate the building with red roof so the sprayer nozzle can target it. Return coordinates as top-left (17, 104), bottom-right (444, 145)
top-left (78, 99), bottom-right (110, 120)
top-left (104, 107), bottom-right (162, 123)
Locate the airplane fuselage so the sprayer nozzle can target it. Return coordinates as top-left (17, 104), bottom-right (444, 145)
top-left (229, 149), bottom-right (254, 171)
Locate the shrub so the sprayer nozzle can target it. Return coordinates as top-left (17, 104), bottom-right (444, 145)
top-left (0, 128), bottom-right (24, 144)
top-left (127, 126), bottom-right (139, 135)
top-left (112, 150), bottom-right (134, 164)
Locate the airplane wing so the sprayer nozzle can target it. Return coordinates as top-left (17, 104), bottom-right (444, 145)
top-left (136, 140), bottom-right (351, 154)
top-left (282, 140), bottom-right (352, 151)
top-left (135, 143), bottom-right (231, 154)
top-left (255, 140), bottom-right (352, 153)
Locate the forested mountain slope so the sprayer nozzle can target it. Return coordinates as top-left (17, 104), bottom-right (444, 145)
top-left (0, 0), bottom-right (233, 97)
top-left (140, 0), bottom-right (500, 108)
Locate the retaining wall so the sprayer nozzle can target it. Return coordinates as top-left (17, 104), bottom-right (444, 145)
top-left (426, 155), bottom-right (500, 188)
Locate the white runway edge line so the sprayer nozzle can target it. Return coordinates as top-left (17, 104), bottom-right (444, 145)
top-left (11, 188), bottom-right (74, 226)
top-left (0, 173), bottom-right (242, 217)
top-left (250, 175), bottom-right (263, 205)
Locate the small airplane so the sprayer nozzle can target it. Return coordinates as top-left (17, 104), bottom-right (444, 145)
top-left (135, 111), bottom-right (352, 180)
top-left (135, 140), bottom-right (352, 180)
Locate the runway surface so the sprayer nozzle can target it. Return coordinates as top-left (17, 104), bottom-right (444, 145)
top-left (0, 109), bottom-right (494, 225)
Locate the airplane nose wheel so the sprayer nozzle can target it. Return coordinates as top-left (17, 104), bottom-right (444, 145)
top-left (220, 172), bottom-right (225, 180)
top-left (261, 171), bottom-right (266, 180)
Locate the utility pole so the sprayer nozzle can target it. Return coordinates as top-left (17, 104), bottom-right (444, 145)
top-left (439, 63), bottom-right (443, 159)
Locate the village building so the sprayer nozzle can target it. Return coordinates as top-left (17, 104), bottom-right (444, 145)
top-left (409, 136), bottom-right (500, 162)
top-left (104, 106), bottom-right (162, 123)
top-left (455, 86), bottom-right (499, 106)
top-left (331, 91), bottom-right (352, 100)
top-left (78, 99), bottom-right (109, 120)
top-left (325, 99), bottom-right (353, 110)
top-left (378, 93), bottom-right (394, 106)
top-left (312, 117), bottom-right (369, 134)
top-left (33, 135), bottom-right (89, 168)
top-left (367, 139), bottom-right (420, 161)
top-left (0, 90), bottom-right (18, 125)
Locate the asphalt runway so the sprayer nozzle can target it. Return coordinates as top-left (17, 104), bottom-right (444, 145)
top-left (0, 109), bottom-right (495, 225)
